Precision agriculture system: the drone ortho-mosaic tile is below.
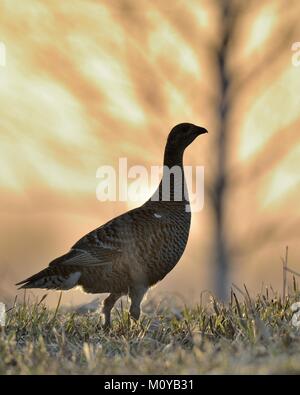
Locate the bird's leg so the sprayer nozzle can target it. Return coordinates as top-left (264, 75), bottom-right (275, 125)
top-left (102, 293), bottom-right (122, 328)
top-left (129, 285), bottom-right (148, 321)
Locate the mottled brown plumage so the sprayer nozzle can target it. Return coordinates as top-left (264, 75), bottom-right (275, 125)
top-left (16, 123), bottom-right (207, 327)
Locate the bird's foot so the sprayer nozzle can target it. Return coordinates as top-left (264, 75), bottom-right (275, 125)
top-left (97, 312), bottom-right (111, 332)
top-left (96, 320), bottom-right (111, 333)
top-left (129, 306), bottom-right (141, 322)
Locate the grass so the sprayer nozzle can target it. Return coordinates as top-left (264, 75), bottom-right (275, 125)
top-left (1, 282), bottom-right (300, 375)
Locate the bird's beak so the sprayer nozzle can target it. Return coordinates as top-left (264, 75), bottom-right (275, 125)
top-left (191, 125), bottom-right (208, 136)
top-left (196, 126), bottom-right (208, 135)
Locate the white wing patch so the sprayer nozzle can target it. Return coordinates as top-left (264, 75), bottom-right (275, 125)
top-left (63, 271), bottom-right (82, 289)
top-left (154, 213), bottom-right (162, 218)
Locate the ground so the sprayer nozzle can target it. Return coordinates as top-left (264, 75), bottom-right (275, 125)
top-left (1, 284), bottom-right (300, 375)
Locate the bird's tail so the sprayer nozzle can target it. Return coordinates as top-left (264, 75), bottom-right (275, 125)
top-left (16, 266), bottom-right (82, 290)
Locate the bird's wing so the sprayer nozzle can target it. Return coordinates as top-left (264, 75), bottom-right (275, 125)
top-left (49, 209), bottom-right (136, 268)
top-left (49, 205), bottom-right (174, 269)
top-left (49, 247), bottom-right (118, 268)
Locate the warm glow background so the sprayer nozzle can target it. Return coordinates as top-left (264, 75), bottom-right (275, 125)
top-left (1, 0), bottom-right (300, 307)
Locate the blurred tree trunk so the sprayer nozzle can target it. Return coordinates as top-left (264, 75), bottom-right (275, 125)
top-left (212, 0), bottom-right (232, 301)
top-left (210, 0), bottom-right (294, 300)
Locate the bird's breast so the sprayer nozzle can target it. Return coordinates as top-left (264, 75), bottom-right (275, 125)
top-left (139, 208), bottom-right (191, 285)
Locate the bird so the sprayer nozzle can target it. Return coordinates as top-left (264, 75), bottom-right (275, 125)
top-left (16, 123), bottom-right (208, 328)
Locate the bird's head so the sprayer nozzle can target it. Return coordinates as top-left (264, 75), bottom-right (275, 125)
top-left (167, 123), bottom-right (208, 151)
